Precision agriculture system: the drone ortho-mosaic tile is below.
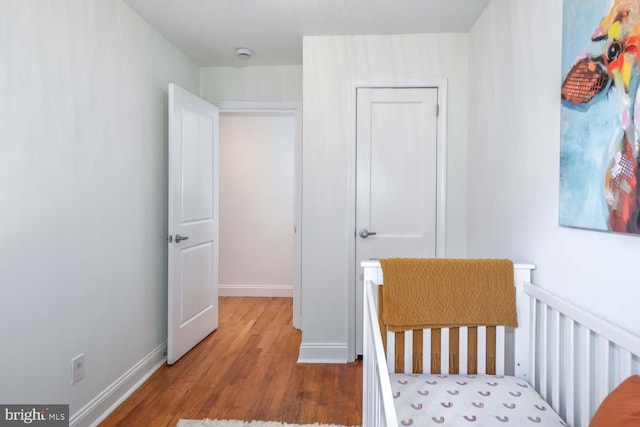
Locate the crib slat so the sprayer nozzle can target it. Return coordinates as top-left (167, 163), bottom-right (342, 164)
top-left (486, 326), bottom-right (496, 375)
top-left (395, 332), bottom-right (405, 373)
top-left (441, 328), bottom-right (450, 374)
top-left (404, 330), bottom-right (412, 374)
top-left (413, 329), bottom-right (423, 374)
top-left (449, 327), bottom-right (460, 374)
top-left (597, 336), bottom-right (610, 405)
top-left (620, 349), bottom-right (633, 383)
top-left (386, 330), bottom-right (395, 373)
top-left (539, 303), bottom-right (548, 400)
top-left (551, 309), bottom-right (560, 411)
top-left (431, 328), bottom-right (441, 374)
top-left (423, 327), bottom-right (431, 373)
top-left (459, 327), bottom-right (468, 374)
top-left (565, 318), bottom-right (575, 426)
top-left (496, 326), bottom-right (505, 376)
top-left (478, 326), bottom-right (487, 375)
top-left (579, 326), bottom-right (591, 426)
top-left (468, 327), bottom-right (477, 374)
top-left (530, 298), bottom-right (537, 389)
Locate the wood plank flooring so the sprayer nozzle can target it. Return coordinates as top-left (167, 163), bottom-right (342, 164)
top-left (100, 297), bottom-right (362, 427)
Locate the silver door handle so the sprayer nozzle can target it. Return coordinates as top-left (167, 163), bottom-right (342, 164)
top-left (359, 229), bottom-right (377, 238)
top-left (175, 234), bottom-right (189, 243)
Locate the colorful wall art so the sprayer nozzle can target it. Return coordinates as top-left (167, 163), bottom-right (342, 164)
top-left (560, 0), bottom-right (640, 234)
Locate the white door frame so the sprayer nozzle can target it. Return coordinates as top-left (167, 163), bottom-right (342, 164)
top-left (216, 101), bottom-right (303, 329)
top-left (347, 80), bottom-right (448, 360)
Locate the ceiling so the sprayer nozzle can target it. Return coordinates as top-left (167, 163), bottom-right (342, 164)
top-left (124, 0), bottom-right (491, 66)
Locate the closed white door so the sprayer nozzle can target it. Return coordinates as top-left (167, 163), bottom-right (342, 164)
top-left (355, 87), bottom-right (439, 354)
top-left (167, 83), bottom-right (219, 365)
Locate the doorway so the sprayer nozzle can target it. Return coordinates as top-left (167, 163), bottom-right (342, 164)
top-left (217, 102), bottom-right (302, 329)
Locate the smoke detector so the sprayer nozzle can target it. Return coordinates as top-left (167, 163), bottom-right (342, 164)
top-left (235, 48), bottom-right (253, 60)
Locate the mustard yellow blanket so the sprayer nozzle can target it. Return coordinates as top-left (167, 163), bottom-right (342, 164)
top-left (380, 258), bottom-right (518, 331)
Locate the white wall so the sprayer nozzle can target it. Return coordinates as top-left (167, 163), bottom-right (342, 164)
top-left (219, 112), bottom-right (295, 296)
top-left (0, 0), bottom-right (199, 421)
top-left (301, 34), bottom-right (469, 360)
top-left (467, 0), bottom-right (640, 336)
top-left (200, 65), bottom-right (302, 103)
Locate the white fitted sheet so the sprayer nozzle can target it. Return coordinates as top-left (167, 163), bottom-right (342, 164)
top-left (390, 374), bottom-right (568, 426)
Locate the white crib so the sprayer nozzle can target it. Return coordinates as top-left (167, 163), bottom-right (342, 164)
top-left (362, 260), bottom-right (640, 427)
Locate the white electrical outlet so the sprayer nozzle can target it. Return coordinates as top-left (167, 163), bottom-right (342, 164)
top-left (71, 353), bottom-right (85, 384)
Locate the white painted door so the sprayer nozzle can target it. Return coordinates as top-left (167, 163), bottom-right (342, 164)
top-left (167, 83), bottom-right (219, 365)
top-left (355, 87), bottom-right (439, 354)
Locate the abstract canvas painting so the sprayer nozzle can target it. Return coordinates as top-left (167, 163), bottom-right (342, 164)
top-left (560, 0), bottom-right (640, 234)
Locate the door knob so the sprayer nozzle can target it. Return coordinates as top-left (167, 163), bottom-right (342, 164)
top-left (175, 234), bottom-right (189, 243)
top-left (359, 229), bottom-right (377, 239)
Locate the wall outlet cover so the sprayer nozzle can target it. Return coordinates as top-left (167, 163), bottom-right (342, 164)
top-left (71, 353), bottom-right (85, 384)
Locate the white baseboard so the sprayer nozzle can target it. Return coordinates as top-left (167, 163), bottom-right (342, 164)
top-left (218, 283), bottom-right (293, 297)
top-left (297, 342), bottom-right (349, 363)
top-left (70, 342), bottom-right (167, 427)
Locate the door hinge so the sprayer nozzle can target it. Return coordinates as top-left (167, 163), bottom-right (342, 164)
top-left (436, 104), bottom-right (440, 117)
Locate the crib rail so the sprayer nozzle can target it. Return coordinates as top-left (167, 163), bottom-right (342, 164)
top-left (524, 283), bottom-right (640, 426)
top-left (363, 278), bottom-right (398, 427)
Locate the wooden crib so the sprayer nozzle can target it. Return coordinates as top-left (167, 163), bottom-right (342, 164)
top-left (362, 260), bottom-right (640, 427)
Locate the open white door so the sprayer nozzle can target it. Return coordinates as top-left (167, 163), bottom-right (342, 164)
top-left (168, 83), bottom-right (219, 365)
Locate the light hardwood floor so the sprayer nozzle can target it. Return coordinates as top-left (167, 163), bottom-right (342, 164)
top-left (100, 297), bottom-right (362, 427)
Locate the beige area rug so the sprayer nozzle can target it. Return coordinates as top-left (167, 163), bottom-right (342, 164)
top-left (177, 420), bottom-right (356, 427)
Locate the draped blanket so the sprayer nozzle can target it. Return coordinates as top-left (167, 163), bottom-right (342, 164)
top-left (380, 258), bottom-right (518, 332)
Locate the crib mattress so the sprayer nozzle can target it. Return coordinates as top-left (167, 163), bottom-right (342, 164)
top-left (390, 373), bottom-right (567, 426)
